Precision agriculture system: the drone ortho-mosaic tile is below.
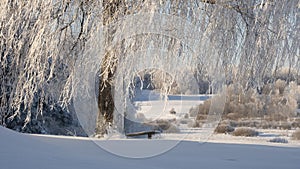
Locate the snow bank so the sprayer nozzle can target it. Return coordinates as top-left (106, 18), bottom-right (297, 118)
top-left (1, 126), bottom-right (300, 169)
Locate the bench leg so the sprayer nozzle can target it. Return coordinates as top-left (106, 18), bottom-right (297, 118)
top-left (148, 133), bottom-right (152, 139)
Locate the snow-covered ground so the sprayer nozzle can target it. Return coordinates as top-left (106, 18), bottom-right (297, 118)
top-left (131, 91), bottom-right (300, 146)
top-left (1, 91), bottom-right (299, 168)
top-left (1, 126), bottom-right (300, 169)
top-left (132, 90), bottom-right (207, 120)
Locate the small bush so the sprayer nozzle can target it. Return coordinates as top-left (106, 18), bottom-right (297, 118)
top-left (164, 124), bottom-right (180, 133)
top-left (292, 129), bottom-right (300, 140)
top-left (232, 128), bottom-right (259, 137)
top-left (184, 113), bottom-right (189, 119)
top-left (155, 119), bottom-right (171, 130)
top-left (136, 113), bottom-right (146, 121)
top-left (291, 121), bottom-right (300, 128)
top-left (179, 119), bottom-right (192, 124)
top-left (268, 138), bottom-right (288, 143)
top-left (196, 114), bottom-right (207, 121)
top-left (189, 107), bottom-right (199, 117)
top-left (259, 121), bottom-right (273, 129)
top-left (169, 108), bottom-right (176, 115)
top-left (227, 120), bottom-right (238, 127)
top-left (226, 113), bottom-right (241, 120)
top-left (152, 119), bottom-right (181, 133)
top-left (215, 124), bottom-right (235, 134)
top-left (291, 118), bottom-right (300, 128)
top-left (236, 120), bottom-right (260, 128)
top-left (279, 122), bottom-right (292, 130)
top-left (196, 100), bottom-right (211, 115)
top-left (188, 121), bottom-right (201, 128)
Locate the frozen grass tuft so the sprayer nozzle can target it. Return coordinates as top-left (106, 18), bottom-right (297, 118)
top-left (232, 128), bottom-right (259, 137)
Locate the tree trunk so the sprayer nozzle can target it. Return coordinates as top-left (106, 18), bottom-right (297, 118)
top-left (96, 72), bottom-right (115, 136)
top-left (96, 0), bottom-right (124, 136)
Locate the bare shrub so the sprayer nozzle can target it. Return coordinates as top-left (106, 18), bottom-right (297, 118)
top-left (188, 121), bottom-right (201, 128)
top-left (169, 108), bottom-right (176, 115)
top-left (196, 114), bottom-right (207, 121)
top-left (190, 82), bottom-right (298, 131)
top-left (164, 124), bottom-right (180, 133)
top-left (269, 138), bottom-right (288, 143)
top-left (136, 113), bottom-right (146, 121)
top-left (150, 119), bottom-right (181, 133)
top-left (226, 113), bottom-right (241, 120)
top-left (236, 120), bottom-right (259, 128)
top-left (179, 119), bottom-right (192, 125)
top-left (262, 84), bottom-right (272, 95)
top-left (226, 120), bottom-right (238, 127)
top-left (292, 129), bottom-right (300, 140)
top-left (268, 113), bottom-right (289, 121)
top-left (279, 122), bottom-right (292, 130)
top-left (232, 128), bottom-right (259, 137)
top-left (155, 119), bottom-right (172, 130)
top-left (187, 121), bottom-right (195, 128)
top-left (259, 121), bottom-right (274, 129)
top-left (189, 100), bottom-right (211, 118)
top-left (189, 107), bottom-right (199, 117)
top-left (221, 83), bottom-right (297, 127)
top-left (291, 119), bottom-right (300, 128)
top-left (275, 79), bottom-right (286, 95)
top-left (214, 124), bottom-right (234, 134)
top-left (291, 118), bottom-right (300, 128)
top-left (184, 113), bottom-right (189, 119)
top-left (291, 122), bottom-right (300, 128)
top-left (198, 100), bottom-right (211, 115)
top-left (219, 120), bottom-right (238, 127)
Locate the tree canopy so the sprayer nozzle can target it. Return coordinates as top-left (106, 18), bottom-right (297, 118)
top-left (0, 0), bottom-right (299, 135)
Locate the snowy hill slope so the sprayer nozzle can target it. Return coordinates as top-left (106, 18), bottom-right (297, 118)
top-left (1, 126), bottom-right (300, 169)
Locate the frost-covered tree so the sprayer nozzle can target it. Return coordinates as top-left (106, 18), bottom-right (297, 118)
top-left (0, 0), bottom-right (299, 135)
top-left (0, 0), bottom-right (103, 134)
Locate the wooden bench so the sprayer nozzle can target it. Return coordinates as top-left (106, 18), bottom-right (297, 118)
top-left (125, 130), bottom-right (161, 139)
